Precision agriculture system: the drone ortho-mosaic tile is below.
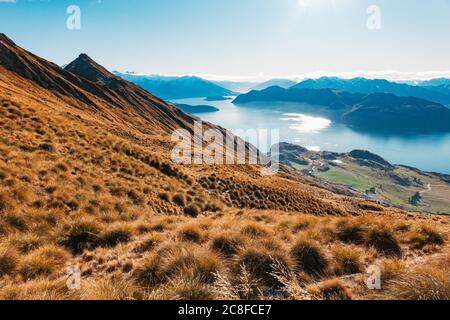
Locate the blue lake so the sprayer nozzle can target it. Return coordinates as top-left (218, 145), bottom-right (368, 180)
top-left (171, 97), bottom-right (450, 174)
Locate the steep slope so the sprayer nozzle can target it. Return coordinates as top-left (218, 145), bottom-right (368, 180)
top-left (292, 77), bottom-right (450, 106)
top-left (113, 72), bottom-right (236, 100)
top-left (0, 34), bottom-right (448, 301)
top-left (0, 33), bottom-right (195, 136)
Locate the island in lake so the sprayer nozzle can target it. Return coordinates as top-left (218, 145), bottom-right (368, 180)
top-left (174, 103), bottom-right (219, 114)
top-left (204, 96), bottom-right (233, 101)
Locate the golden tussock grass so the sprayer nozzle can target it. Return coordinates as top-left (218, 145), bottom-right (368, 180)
top-left (0, 95), bottom-right (448, 301)
top-left (290, 237), bottom-right (329, 278)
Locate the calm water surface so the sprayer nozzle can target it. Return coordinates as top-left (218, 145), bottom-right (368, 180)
top-left (171, 97), bottom-right (450, 174)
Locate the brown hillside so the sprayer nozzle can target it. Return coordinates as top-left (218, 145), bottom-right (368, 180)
top-left (0, 34), bottom-right (448, 300)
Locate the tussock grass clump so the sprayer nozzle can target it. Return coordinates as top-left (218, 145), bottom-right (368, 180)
top-left (204, 201), bottom-right (224, 213)
top-left (84, 278), bottom-right (143, 300)
top-left (366, 227), bottom-right (402, 257)
top-left (152, 276), bottom-right (216, 300)
top-left (184, 205), bottom-right (201, 218)
top-left (380, 259), bottom-right (405, 282)
top-left (177, 225), bottom-right (205, 243)
top-left (335, 221), bottom-right (366, 245)
top-left (292, 216), bottom-right (316, 232)
top-left (133, 253), bottom-right (164, 287)
top-left (210, 233), bottom-right (244, 257)
top-left (234, 246), bottom-right (291, 288)
top-left (172, 194), bottom-right (186, 207)
top-left (135, 246), bottom-right (223, 288)
top-left (290, 238), bottom-right (329, 277)
top-left (331, 245), bottom-right (362, 276)
top-left (9, 233), bottom-right (42, 253)
top-left (38, 143), bottom-right (55, 153)
top-left (19, 245), bottom-right (69, 279)
top-left (0, 191), bottom-right (15, 213)
top-left (311, 279), bottom-right (353, 300)
top-left (385, 267), bottom-right (450, 300)
top-left (4, 212), bottom-right (29, 231)
top-left (0, 245), bottom-right (19, 276)
top-left (0, 279), bottom-right (74, 300)
top-left (240, 222), bottom-right (270, 238)
top-left (59, 219), bottom-right (102, 254)
top-left (101, 224), bottom-right (134, 247)
top-left (158, 192), bottom-right (170, 202)
top-left (134, 234), bottom-right (163, 253)
top-left (164, 248), bottom-right (223, 284)
top-left (409, 225), bottom-right (445, 249)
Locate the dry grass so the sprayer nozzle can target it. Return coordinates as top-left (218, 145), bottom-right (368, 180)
top-left (0, 93), bottom-right (448, 301)
top-left (18, 245), bottom-right (69, 279)
top-left (366, 227), bottom-right (402, 257)
top-left (177, 224), bottom-right (205, 243)
top-left (310, 279), bottom-right (354, 300)
top-left (331, 245), bottom-right (362, 276)
top-left (290, 238), bottom-right (329, 277)
top-left (409, 225), bottom-right (445, 250)
top-left (385, 267), bottom-right (449, 300)
top-left (0, 244), bottom-right (19, 276)
top-left (210, 232), bottom-right (244, 257)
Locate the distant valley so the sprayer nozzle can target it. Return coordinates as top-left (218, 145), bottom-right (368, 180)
top-left (276, 143), bottom-right (450, 214)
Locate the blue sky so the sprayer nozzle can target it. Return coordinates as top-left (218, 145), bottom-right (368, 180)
top-left (1, 0), bottom-right (450, 81)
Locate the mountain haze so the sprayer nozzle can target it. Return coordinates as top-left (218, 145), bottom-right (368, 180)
top-left (113, 72), bottom-right (236, 100)
top-left (251, 79), bottom-right (297, 91)
top-left (292, 77), bottom-right (450, 106)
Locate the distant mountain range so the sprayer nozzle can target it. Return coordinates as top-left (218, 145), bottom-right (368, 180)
top-left (416, 78), bottom-right (450, 97)
top-left (214, 79), bottom-right (297, 93)
top-left (418, 78), bottom-right (450, 87)
top-left (233, 86), bottom-right (450, 133)
top-left (212, 80), bottom-right (259, 93)
top-left (292, 77), bottom-right (450, 106)
top-left (113, 71), bottom-right (236, 100)
top-left (251, 79), bottom-right (297, 91)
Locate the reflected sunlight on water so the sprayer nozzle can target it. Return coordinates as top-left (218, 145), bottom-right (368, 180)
top-left (281, 113), bottom-right (331, 133)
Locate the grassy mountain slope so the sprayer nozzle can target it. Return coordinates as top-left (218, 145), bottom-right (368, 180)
top-left (0, 35), bottom-right (448, 300)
